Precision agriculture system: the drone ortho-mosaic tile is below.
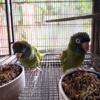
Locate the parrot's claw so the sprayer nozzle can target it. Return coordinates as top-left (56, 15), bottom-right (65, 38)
top-left (32, 67), bottom-right (42, 88)
top-left (78, 67), bottom-right (86, 71)
top-left (37, 67), bottom-right (42, 71)
top-left (32, 67), bottom-right (42, 73)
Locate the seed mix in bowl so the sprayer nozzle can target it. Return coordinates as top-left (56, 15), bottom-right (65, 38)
top-left (0, 64), bottom-right (22, 86)
top-left (62, 70), bottom-right (100, 100)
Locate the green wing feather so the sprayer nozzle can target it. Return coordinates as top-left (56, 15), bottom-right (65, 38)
top-left (61, 48), bottom-right (85, 72)
top-left (19, 42), bottom-right (44, 68)
top-left (60, 32), bottom-right (90, 72)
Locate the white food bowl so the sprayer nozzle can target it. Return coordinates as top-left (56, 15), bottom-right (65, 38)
top-left (59, 69), bottom-right (73, 100)
top-left (59, 68), bottom-right (100, 100)
top-left (0, 64), bottom-right (25, 100)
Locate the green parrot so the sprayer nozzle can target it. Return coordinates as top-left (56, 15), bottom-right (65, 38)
top-left (60, 32), bottom-right (90, 72)
top-left (13, 41), bottom-right (44, 70)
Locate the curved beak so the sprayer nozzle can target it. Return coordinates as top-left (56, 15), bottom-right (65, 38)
top-left (81, 42), bottom-right (90, 52)
top-left (16, 53), bottom-right (22, 60)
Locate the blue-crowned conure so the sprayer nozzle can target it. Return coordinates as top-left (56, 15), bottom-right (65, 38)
top-left (60, 32), bottom-right (90, 72)
top-left (13, 41), bottom-right (44, 71)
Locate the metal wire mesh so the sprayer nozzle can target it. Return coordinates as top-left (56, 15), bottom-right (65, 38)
top-left (0, 53), bottom-right (93, 100)
top-left (11, 0), bottom-right (92, 51)
top-left (0, 2), bottom-right (9, 55)
top-left (18, 54), bottom-right (62, 100)
top-left (18, 53), bottom-right (92, 100)
top-left (0, 0), bottom-right (93, 55)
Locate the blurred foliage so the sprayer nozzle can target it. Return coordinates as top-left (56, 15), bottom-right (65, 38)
top-left (0, 0), bottom-right (5, 3)
top-left (75, 1), bottom-right (92, 15)
top-left (11, 0), bottom-right (92, 16)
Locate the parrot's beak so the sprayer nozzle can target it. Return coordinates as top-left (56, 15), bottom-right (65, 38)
top-left (16, 53), bottom-right (22, 60)
top-left (81, 42), bottom-right (90, 52)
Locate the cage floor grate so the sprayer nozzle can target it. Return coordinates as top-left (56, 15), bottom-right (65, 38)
top-left (18, 53), bottom-right (92, 100)
top-left (18, 54), bottom-right (63, 100)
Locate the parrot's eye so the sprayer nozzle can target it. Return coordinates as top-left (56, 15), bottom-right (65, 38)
top-left (75, 38), bottom-right (80, 44)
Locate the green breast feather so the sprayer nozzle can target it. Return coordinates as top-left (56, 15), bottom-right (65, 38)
top-left (20, 46), bottom-right (41, 68)
top-left (61, 49), bottom-right (85, 71)
top-left (60, 32), bottom-right (90, 72)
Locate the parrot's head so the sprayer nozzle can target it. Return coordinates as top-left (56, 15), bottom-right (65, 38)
top-left (13, 41), bottom-right (32, 60)
top-left (70, 32), bottom-right (90, 53)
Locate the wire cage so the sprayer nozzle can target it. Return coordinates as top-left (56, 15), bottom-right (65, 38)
top-left (0, 0), bottom-right (92, 55)
top-left (0, 0), bottom-right (9, 56)
top-left (12, 0), bottom-right (92, 52)
top-left (0, 0), bottom-right (94, 100)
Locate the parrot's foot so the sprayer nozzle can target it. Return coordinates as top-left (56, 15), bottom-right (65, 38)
top-left (32, 67), bottom-right (41, 88)
top-left (37, 67), bottom-right (42, 71)
top-left (78, 67), bottom-right (86, 71)
top-left (32, 67), bottom-right (42, 73)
